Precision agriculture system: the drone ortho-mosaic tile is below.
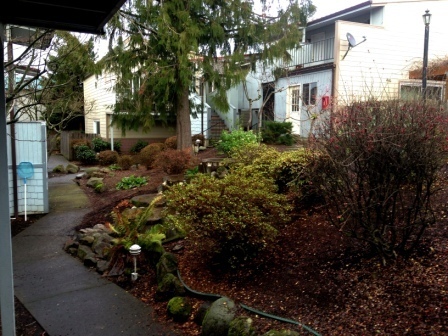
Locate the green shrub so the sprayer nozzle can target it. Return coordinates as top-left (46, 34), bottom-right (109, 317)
top-left (92, 137), bottom-right (110, 152)
top-left (118, 155), bottom-right (133, 170)
top-left (225, 143), bottom-right (315, 203)
top-left (155, 149), bottom-right (191, 175)
top-left (164, 136), bottom-right (177, 149)
top-left (130, 139), bottom-right (149, 154)
top-left (75, 145), bottom-right (97, 164)
top-left (115, 175), bottom-right (148, 190)
top-left (262, 121), bottom-right (294, 145)
top-left (164, 170), bottom-right (291, 267)
top-left (71, 138), bottom-right (89, 149)
top-left (217, 129), bottom-right (259, 155)
top-left (140, 143), bottom-right (165, 169)
top-left (313, 99), bottom-right (448, 264)
top-left (97, 150), bottom-right (119, 166)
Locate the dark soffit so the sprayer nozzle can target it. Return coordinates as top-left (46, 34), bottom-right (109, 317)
top-left (1, 0), bottom-right (126, 35)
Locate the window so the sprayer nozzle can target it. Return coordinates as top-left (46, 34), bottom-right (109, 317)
top-left (93, 120), bottom-right (100, 135)
top-left (290, 86), bottom-right (301, 113)
top-left (400, 80), bottom-right (444, 101)
top-left (303, 82), bottom-right (317, 105)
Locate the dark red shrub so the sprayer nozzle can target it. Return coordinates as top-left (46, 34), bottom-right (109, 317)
top-left (155, 149), bottom-right (191, 175)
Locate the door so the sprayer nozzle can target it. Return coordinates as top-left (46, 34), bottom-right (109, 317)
top-left (287, 85), bottom-right (301, 135)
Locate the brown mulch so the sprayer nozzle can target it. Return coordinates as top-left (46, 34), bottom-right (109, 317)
top-left (7, 147), bottom-right (448, 335)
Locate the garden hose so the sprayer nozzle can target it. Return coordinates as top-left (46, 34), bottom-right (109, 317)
top-left (176, 270), bottom-right (321, 336)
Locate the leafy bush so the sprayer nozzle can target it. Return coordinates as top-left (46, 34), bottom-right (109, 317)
top-left (97, 150), bottom-right (119, 166)
top-left (115, 175), bottom-right (148, 190)
top-left (262, 121), bottom-right (294, 145)
top-left (118, 155), bottom-right (133, 170)
top-left (130, 139), bottom-right (149, 154)
top-left (191, 133), bottom-right (205, 145)
top-left (165, 136), bottom-right (177, 149)
top-left (217, 129), bottom-right (259, 155)
top-left (75, 145), bottom-right (97, 164)
top-left (312, 99), bottom-right (448, 264)
top-left (154, 149), bottom-right (191, 175)
top-left (164, 170), bottom-right (291, 267)
top-left (92, 137), bottom-right (110, 152)
top-left (140, 143), bottom-right (165, 169)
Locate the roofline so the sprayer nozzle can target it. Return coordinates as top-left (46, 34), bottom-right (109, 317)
top-left (307, 1), bottom-right (372, 28)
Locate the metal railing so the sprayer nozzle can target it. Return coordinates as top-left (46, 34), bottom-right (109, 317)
top-left (278, 37), bottom-right (335, 68)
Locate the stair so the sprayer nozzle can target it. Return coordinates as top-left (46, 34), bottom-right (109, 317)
top-left (209, 112), bottom-right (229, 140)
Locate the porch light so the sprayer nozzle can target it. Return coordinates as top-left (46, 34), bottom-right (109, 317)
top-left (194, 139), bottom-right (201, 154)
top-left (129, 244), bottom-right (141, 281)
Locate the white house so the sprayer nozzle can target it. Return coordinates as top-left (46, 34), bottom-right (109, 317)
top-left (83, 71), bottom-right (210, 152)
top-left (209, 0), bottom-right (448, 137)
top-left (271, 0), bottom-right (448, 136)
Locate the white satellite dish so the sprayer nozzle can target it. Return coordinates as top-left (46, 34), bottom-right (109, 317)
top-left (342, 32), bottom-right (367, 60)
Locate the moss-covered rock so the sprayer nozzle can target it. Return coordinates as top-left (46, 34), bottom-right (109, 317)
top-left (228, 316), bottom-right (256, 336)
top-left (155, 273), bottom-right (185, 301)
top-left (156, 252), bottom-right (178, 284)
top-left (194, 301), bottom-right (211, 325)
top-left (52, 164), bottom-right (66, 173)
top-left (66, 163), bottom-right (80, 174)
top-left (201, 297), bottom-right (237, 336)
top-left (86, 177), bottom-right (104, 189)
top-left (167, 296), bottom-right (192, 322)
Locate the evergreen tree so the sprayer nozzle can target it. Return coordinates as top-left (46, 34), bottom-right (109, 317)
top-left (39, 32), bottom-right (97, 133)
top-left (104, 0), bottom-right (315, 149)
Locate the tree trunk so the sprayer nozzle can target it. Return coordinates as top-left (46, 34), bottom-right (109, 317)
top-left (176, 87), bottom-right (192, 150)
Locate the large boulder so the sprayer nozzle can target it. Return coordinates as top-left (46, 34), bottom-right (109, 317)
top-left (262, 330), bottom-right (300, 336)
top-left (201, 297), bottom-right (237, 336)
top-left (86, 177), bottom-right (104, 189)
top-left (85, 167), bottom-right (101, 178)
top-left (52, 164), bottom-right (66, 173)
top-left (131, 194), bottom-right (166, 208)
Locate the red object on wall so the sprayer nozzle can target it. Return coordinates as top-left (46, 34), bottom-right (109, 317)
top-left (322, 96), bottom-right (330, 109)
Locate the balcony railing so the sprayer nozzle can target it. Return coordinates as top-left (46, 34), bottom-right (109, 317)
top-left (278, 37), bottom-right (335, 68)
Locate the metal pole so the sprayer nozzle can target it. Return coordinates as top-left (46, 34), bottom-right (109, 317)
top-left (422, 21), bottom-right (430, 101)
top-left (0, 22), bottom-right (18, 336)
top-left (7, 29), bottom-right (19, 218)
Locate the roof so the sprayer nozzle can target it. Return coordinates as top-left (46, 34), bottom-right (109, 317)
top-left (307, 1), bottom-right (372, 30)
top-left (1, 0), bottom-right (126, 35)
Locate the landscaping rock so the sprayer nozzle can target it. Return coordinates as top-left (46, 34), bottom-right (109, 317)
top-left (64, 238), bottom-right (79, 251)
top-left (194, 301), bottom-right (211, 325)
top-left (155, 273), bottom-right (185, 301)
top-left (52, 164), bottom-right (66, 173)
top-left (156, 252), bottom-right (178, 283)
top-left (96, 260), bottom-right (110, 274)
top-left (79, 235), bottom-right (95, 246)
top-left (167, 296), bottom-right (192, 322)
top-left (66, 163), bottom-right (80, 174)
top-left (131, 194), bottom-right (166, 207)
top-left (228, 316), bottom-right (256, 336)
top-left (86, 177), bottom-right (104, 189)
top-left (85, 167), bottom-right (100, 178)
top-left (77, 245), bottom-right (94, 262)
top-left (201, 297), bottom-right (237, 336)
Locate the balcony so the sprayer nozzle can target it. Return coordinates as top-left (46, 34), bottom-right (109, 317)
top-left (278, 37), bottom-right (335, 69)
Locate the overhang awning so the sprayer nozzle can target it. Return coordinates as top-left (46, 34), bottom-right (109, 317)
top-left (1, 1), bottom-right (125, 335)
top-left (2, 0), bottom-right (126, 34)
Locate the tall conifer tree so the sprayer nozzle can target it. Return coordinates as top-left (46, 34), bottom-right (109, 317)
top-left (104, 0), bottom-right (315, 149)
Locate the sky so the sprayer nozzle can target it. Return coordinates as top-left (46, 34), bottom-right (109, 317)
top-left (310, 0), bottom-right (365, 20)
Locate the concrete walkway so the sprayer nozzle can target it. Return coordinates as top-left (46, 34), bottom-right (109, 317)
top-left (12, 154), bottom-right (176, 336)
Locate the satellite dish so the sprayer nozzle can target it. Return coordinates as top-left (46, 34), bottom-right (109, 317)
top-left (346, 32), bottom-right (357, 48)
top-left (342, 32), bottom-right (367, 60)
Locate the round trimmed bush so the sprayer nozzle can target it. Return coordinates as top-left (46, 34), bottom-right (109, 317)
top-left (140, 143), bottom-right (165, 169)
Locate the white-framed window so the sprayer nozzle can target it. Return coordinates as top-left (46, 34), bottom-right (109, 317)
top-left (302, 82), bottom-right (317, 106)
top-left (93, 120), bottom-right (100, 135)
top-left (399, 80), bottom-right (444, 101)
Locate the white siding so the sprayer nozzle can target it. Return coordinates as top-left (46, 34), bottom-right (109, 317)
top-left (335, 0), bottom-right (448, 103)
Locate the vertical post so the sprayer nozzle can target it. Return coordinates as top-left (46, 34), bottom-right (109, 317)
top-left (0, 22), bottom-right (18, 336)
top-left (422, 10), bottom-right (431, 101)
top-left (7, 30), bottom-right (19, 218)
